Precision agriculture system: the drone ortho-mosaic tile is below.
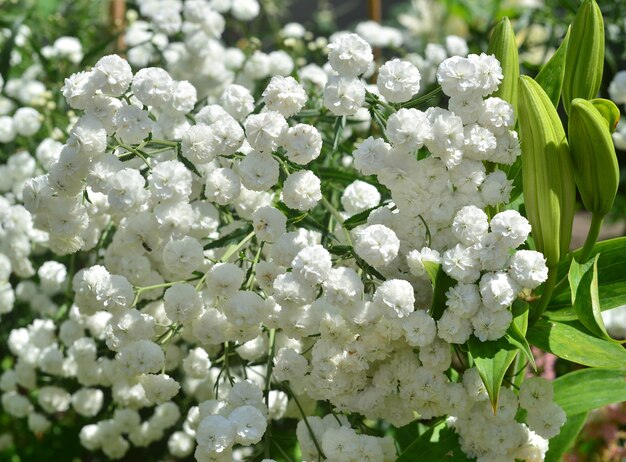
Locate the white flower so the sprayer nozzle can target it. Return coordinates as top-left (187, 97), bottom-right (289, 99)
top-left (206, 263), bottom-right (245, 299)
top-left (220, 84), bottom-right (255, 121)
top-left (252, 206), bottom-right (287, 243)
top-left (341, 180), bottom-right (380, 216)
top-left (228, 405), bottom-right (267, 444)
top-left (324, 75), bottom-right (366, 116)
top-left (131, 67), bottom-right (174, 108)
top-left (376, 58), bottom-right (421, 103)
top-left (490, 210), bottom-right (531, 248)
top-left (282, 170), bottom-right (322, 211)
top-left (244, 111), bottom-right (288, 153)
top-left (353, 224), bottom-right (400, 268)
top-left (508, 250), bottom-right (548, 289)
top-left (238, 151), bottom-right (279, 191)
top-left (291, 245), bottom-right (332, 285)
top-left (196, 415), bottom-right (236, 453)
top-left (93, 55), bottom-right (133, 97)
top-left (385, 108), bottom-right (432, 153)
top-left (283, 124), bottom-right (322, 165)
top-left (164, 283), bottom-right (204, 323)
top-left (373, 279), bottom-right (415, 318)
top-left (205, 168), bottom-right (241, 205)
top-left (262, 76), bottom-right (307, 117)
top-left (327, 33), bottom-right (373, 77)
top-left (452, 205), bottom-right (489, 245)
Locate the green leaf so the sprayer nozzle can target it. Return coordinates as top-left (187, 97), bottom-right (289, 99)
top-left (396, 420), bottom-right (471, 462)
top-left (569, 254), bottom-right (618, 342)
top-left (468, 335), bottom-right (517, 410)
top-left (343, 204), bottom-right (383, 230)
top-left (430, 268), bottom-right (455, 320)
top-left (545, 412), bottom-right (588, 462)
top-left (527, 319), bottom-right (626, 369)
top-left (331, 115), bottom-right (346, 151)
top-left (203, 224), bottom-right (253, 250)
top-left (505, 302), bottom-right (536, 371)
top-left (468, 307), bottom-right (530, 410)
top-left (553, 368), bottom-right (626, 415)
top-left (548, 236), bottom-right (626, 316)
top-left (535, 26), bottom-right (570, 107)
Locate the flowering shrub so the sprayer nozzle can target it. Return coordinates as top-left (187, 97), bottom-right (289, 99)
top-left (1, 1), bottom-right (626, 461)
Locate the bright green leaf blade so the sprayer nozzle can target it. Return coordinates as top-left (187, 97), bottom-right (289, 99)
top-left (535, 27), bottom-right (570, 107)
top-left (468, 307), bottom-right (531, 409)
top-left (343, 204), bottom-right (383, 230)
top-left (423, 262), bottom-right (440, 287)
top-left (430, 268), bottom-right (456, 320)
top-left (505, 305), bottom-right (536, 371)
top-left (548, 237), bottom-right (626, 315)
top-left (545, 412), bottom-right (588, 462)
top-left (396, 420), bottom-right (471, 462)
top-left (526, 319), bottom-right (626, 369)
top-left (553, 368), bottom-right (626, 415)
top-left (468, 336), bottom-right (518, 411)
top-left (569, 254), bottom-right (618, 342)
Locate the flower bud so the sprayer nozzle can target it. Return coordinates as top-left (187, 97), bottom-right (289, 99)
top-left (568, 98), bottom-right (619, 216)
top-left (589, 98), bottom-right (620, 134)
top-left (562, 0), bottom-right (604, 115)
top-left (518, 76), bottom-right (576, 268)
top-left (487, 17), bottom-right (519, 116)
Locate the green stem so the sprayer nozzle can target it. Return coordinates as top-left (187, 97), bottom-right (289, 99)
top-left (529, 266), bottom-right (558, 326)
top-left (287, 386), bottom-right (325, 461)
top-left (320, 196), bottom-right (352, 245)
top-left (577, 212), bottom-right (604, 263)
top-left (263, 329), bottom-right (276, 459)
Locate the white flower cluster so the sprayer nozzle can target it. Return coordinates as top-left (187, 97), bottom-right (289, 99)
top-left (448, 372), bottom-right (565, 461)
top-left (0, 4), bottom-right (569, 462)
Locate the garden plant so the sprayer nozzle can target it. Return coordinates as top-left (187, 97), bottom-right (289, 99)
top-left (0, 0), bottom-right (625, 461)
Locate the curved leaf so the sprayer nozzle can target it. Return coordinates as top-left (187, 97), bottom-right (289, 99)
top-left (553, 368), bottom-right (626, 415)
top-left (569, 254), bottom-right (620, 342)
top-left (548, 237), bottom-right (626, 316)
top-left (468, 309), bottom-right (528, 409)
top-left (527, 319), bottom-right (626, 369)
top-left (535, 27), bottom-right (570, 107)
top-left (396, 420), bottom-right (470, 462)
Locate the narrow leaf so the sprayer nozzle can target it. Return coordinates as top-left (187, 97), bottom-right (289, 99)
top-left (569, 254), bottom-right (619, 342)
top-left (204, 224), bottom-right (253, 250)
top-left (553, 368), bottom-right (626, 415)
top-left (468, 331), bottom-right (519, 410)
top-left (548, 236), bottom-right (626, 313)
top-left (527, 319), bottom-right (626, 369)
top-left (535, 27), bottom-right (570, 107)
top-left (396, 420), bottom-right (470, 462)
top-left (343, 204), bottom-right (383, 230)
top-left (505, 307), bottom-right (536, 371)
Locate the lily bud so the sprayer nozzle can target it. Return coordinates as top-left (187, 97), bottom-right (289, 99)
top-left (562, 0), bottom-right (604, 115)
top-left (487, 17), bottom-right (519, 116)
top-left (568, 98), bottom-right (619, 216)
top-left (518, 76), bottom-right (576, 268)
top-left (590, 98), bottom-right (621, 134)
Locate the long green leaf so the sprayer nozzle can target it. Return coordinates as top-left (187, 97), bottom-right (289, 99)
top-left (545, 412), bottom-right (588, 462)
top-left (527, 319), bottom-right (626, 369)
top-left (468, 310), bottom-right (527, 410)
top-left (396, 420), bottom-right (470, 462)
top-left (505, 304), bottom-right (536, 371)
top-left (553, 368), bottom-right (626, 415)
top-left (569, 254), bottom-right (618, 342)
top-left (535, 27), bottom-right (570, 107)
top-left (0, 14), bottom-right (25, 82)
top-left (548, 236), bottom-right (626, 316)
